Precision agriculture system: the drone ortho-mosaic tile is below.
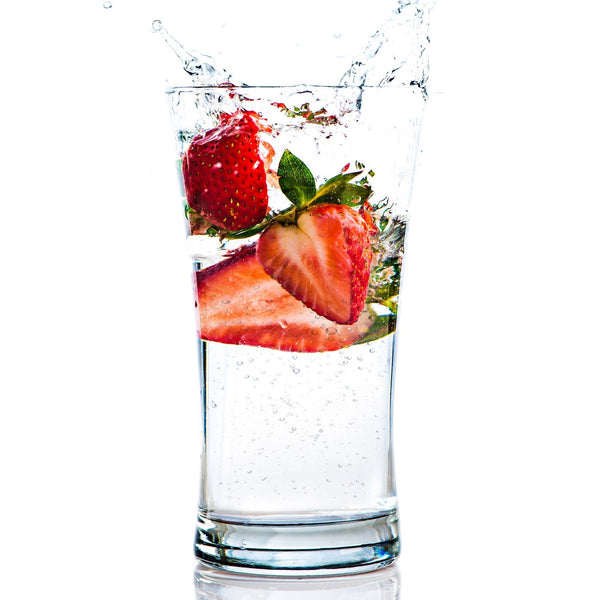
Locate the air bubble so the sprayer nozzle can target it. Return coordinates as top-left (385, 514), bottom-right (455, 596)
top-left (103, 0), bottom-right (112, 8)
top-left (152, 19), bottom-right (163, 32)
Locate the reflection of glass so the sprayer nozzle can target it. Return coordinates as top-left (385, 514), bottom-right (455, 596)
top-left (195, 563), bottom-right (400, 600)
top-left (167, 84), bottom-right (424, 574)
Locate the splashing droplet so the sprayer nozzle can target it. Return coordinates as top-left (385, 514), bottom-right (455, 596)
top-left (151, 19), bottom-right (241, 85)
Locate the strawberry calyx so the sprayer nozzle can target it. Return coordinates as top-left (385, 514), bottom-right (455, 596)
top-left (194, 150), bottom-right (375, 242)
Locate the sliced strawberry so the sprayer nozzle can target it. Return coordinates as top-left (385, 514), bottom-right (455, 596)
top-left (182, 111), bottom-right (269, 232)
top-left (256, 204), bottom-right (373, 325)
top-left (195, 244), bottom-right (375, 352)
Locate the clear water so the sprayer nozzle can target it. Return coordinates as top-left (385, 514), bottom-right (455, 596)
top-left (200, 335), bottom-right (397, 521)
top-left (166, 84), bottom-right (424, 552)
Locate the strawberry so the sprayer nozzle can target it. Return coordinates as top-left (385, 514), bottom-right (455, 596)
top-left (195, 244), bottom-right (374, 352)
top-left (182, 111), bottom-right (269, 231)
top-left (256, 203), bottom-right (373, 325)
top-left (359, 201), bottom-right (379, 237)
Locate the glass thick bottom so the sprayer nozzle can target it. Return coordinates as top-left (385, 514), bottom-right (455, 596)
top-left (194, 510), bottom-right (399, 576)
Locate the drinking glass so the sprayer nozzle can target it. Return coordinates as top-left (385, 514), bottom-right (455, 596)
top-left (166, 83), bottom-right (424, 575)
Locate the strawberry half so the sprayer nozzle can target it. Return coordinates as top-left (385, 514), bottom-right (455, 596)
top-left (256, 203), bottom-right (373, 325)
top-left (195, 244), bottom-right (374, 352)
top-left (182, 111), bottom-right (269, 231)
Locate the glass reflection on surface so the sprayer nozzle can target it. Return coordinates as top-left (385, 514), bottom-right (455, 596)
top-left (194, 563), bottom-right (400, 600)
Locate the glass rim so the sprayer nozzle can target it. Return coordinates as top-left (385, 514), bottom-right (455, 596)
top-left (165, 83), bottom-right (421, 94)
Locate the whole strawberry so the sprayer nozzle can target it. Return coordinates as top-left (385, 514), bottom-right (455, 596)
top-left (182, 111), bottom-right (269, 231)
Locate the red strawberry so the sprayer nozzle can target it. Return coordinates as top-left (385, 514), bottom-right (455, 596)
top-left (256, 203), bottom-right (373, 325)
top-left (195, 244), bottom-right (375, 352)
top-left (359, 201), bottom-right (379, 237)
top-left (182, 111), bottom-right (269, 231)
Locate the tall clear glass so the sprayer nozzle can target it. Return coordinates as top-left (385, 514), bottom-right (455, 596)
top-left (166, 83), bottom-right (424, 575)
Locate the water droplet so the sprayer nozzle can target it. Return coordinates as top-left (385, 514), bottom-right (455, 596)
top-left (152, 19), bottom-right (163, 32)
top-left (103, 0), bottom-right (112, 7)
top-left (292, 367), bottom-right (300, 374)
top-left (236, 361), bottom-right (244, 366)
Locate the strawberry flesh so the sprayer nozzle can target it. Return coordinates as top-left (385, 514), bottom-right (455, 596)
top-left (195, 244), bottom-right (374, 352)
top-left (256, 204), bottom-right (373, 325)
top-left (182, 111), bottom-right (269, 231)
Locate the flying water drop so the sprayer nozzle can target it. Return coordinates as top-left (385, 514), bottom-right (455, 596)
top-left (151, 19), bottom-right (241, 85)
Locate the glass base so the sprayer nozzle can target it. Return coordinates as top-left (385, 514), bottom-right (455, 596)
top-left (194, 511), bottom-right (399, 576)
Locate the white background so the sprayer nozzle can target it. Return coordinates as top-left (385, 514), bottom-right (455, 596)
top-left (1, 1), bottom-right (599, 599)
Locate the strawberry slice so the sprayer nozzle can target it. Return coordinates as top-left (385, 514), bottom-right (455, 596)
top-left (256, 203), bottom-right (373, 325)
top-left (195, 244), bottom-right (375, 352)
top-left (182, 111), bottom-right (269, 232)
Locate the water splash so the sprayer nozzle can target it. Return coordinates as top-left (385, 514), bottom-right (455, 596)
top-left (152, 19), bottom-right (241, 86)
top-left (153, 1), bottom-right (431, 95)
top-left (339, 0), bottom-right (432, 96)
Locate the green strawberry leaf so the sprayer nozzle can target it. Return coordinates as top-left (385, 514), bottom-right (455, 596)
top-left (312, 172), bottom-right (372, 206)
top-left (313, 171), bottom-right (361, 201)
top-left (334, 183), bottom-right (373, 206)
top-left (277, 150), bottom-right (316, 208)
